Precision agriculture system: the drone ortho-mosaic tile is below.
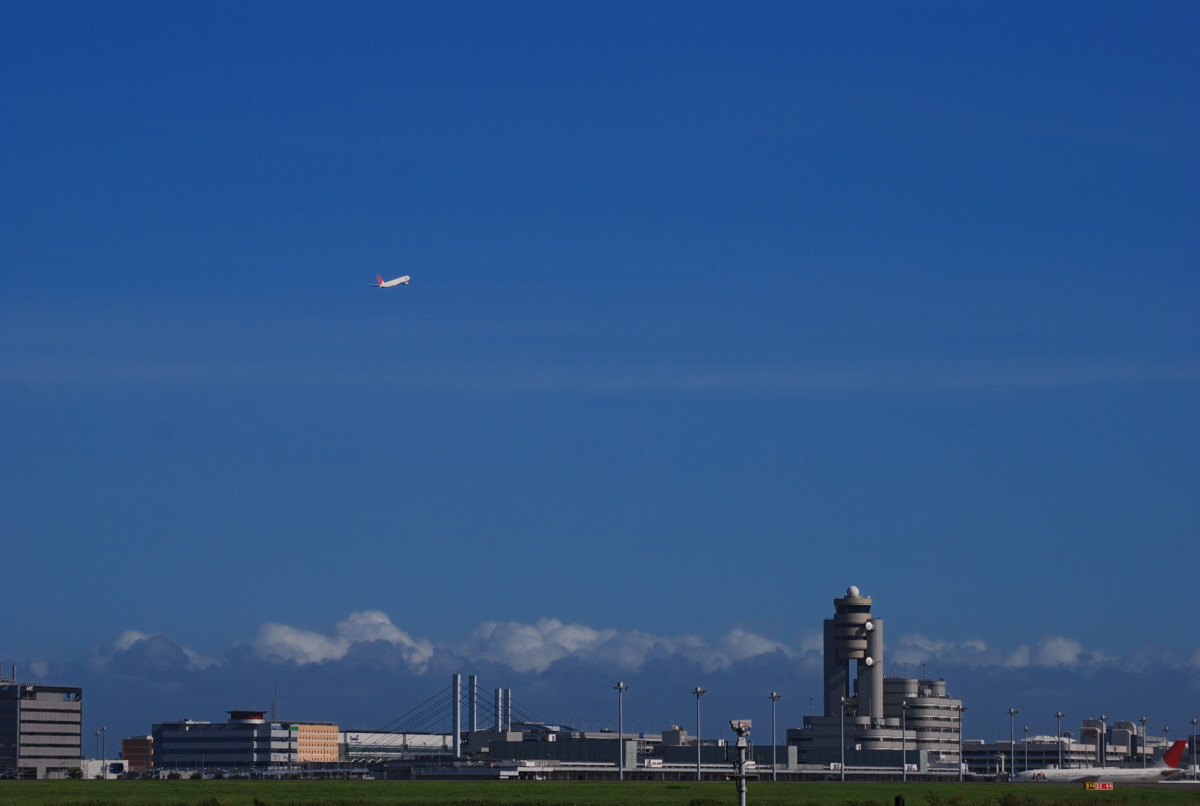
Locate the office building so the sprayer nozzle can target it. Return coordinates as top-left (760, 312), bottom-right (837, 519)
top-left (153, 710), bottom-right (338, 770)
top-left (0, 678), bottom-right (83, 779)
top-left (121, 735), bottom-right (154, 771)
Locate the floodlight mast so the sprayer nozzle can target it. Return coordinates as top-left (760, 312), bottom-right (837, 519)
top-left (958, 705), bottom-right (967, 782)
top-left (691, 687), bottom-right (706, 781)
top-left (768, 692), bottom-right (781, 782)
top-left (614, 682), bottom-right (629, 781)
top-left (1007, 708), bottom-right (1019, 778)
top-left (1055, 712), bottom-right (1066, 770)
top-left (839, 696), bottom-right (850, 782)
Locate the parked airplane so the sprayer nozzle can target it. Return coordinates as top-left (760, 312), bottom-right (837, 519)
top-left (372, 275), bottom-right (410, 288)
top-left (1012, 739), bottom-right (1188, 783)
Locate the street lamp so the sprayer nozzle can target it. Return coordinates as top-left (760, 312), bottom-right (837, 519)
top-left (1099, 715), bottom-right (1108, 768)
top-left (1055, 712), bottom-right (1066, 769)
top-left (1007, 709), bottom-right (1018, 779)
top-left (839, 696), bottom-right (851, 782)
top-left (767, 692), bottom-right (782, 782)
top-left (1190, 718), bottom-right (1197, 782)
top-left (93, 726), bottom-right (106, 779)
top-left (1140, 716), bottom-right (1149, 768)
top-left (691, 686), bottom-right (706, 781)
top-left (1023, 725), bottom-right (1029, 773)
top-left (958, 705), bottom-right (967, 783)
top-left (614, 682), bottom-right (629, 781)
top-left (901, 700), bottom-right (909, 782)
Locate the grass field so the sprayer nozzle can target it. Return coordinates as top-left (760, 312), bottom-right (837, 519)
top-left (1, 780), bottom-right (1197, 806)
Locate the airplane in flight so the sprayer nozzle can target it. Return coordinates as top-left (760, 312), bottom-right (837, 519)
top-left (1012, 739), bottom-right (1188, 784)
top-left (372, 275), bottom-right (410, 288)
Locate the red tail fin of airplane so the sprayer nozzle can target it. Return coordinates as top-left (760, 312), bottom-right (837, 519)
top-left (1162, 739), bottom-right (1187, 768)
top-left (377, 275), bottom-right (384, 286)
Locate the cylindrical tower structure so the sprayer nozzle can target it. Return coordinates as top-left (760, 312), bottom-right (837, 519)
top-left (863, 615), bottom-right (884, 722)
top-left (823, 586), bottom-right (883, 721)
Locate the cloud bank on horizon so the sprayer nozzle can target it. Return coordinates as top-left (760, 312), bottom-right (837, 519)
top-left (67, 611), bottom-right (1197, 679)
top-left (11, 611), bottom-right (1198, 746)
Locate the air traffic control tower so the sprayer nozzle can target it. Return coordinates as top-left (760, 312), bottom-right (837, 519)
top-left (789, 585), bottom-right (964, 772)
top-left (824, 585), bottom-right (884, 723)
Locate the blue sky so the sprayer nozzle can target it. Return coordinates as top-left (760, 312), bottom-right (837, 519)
top-left (2, 2), bottom-right (1197, 747)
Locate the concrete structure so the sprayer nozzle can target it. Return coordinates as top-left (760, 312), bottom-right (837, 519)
top-left (788, 586), bottom-right (963, 774)
top-left (152, 710), bottom-right (338, 770)
top-left (823, 585), bottom-right (884, 721)
top-left (0, 678), bottom-right (83, 779)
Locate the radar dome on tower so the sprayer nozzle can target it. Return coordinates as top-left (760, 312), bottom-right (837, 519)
top-left (847, 585), bottom-right (860, 597)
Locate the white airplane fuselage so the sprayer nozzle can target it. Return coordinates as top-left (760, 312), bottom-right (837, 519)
top-left (1013, 740), bottom-right (1188, 784)
top-left (1013, 766), bottom-right (1183, 783)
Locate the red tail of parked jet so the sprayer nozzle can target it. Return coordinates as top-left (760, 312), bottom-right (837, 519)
top-left (1162, 738), bottom-right (1187, 769)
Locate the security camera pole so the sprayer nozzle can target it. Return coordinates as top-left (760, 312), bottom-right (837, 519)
top-left (730, 720), bottom-right (754, 806)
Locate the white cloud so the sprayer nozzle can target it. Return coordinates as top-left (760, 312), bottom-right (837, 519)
top-left (455, 619), bottom-right (793, 674)
top-left (1033, 636), bottom-right (1087, 667)
top-left (1004, 644), bottom-right (1032, 668)
top-left (113, 630), bottom-right (153, 652)
top-left (458, 619), bottom-right (617, 673)
top-left (94, 616), bottom-right (1197, 684)
top-left (889, 633), bottom-right (1111, 671)
top-left (93, 630), bottom-right (219, 671)
top-left (250, 611), bottom-right (433, 671)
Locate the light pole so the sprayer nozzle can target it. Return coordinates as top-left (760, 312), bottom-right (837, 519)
top-left (1055, 712), bottom-right (1066, 769)
top-left (1140, 716), bottom-right (1149, 768)
top-left (1007, 708), bottom-right (1018, 779)
top-left (614, 682), bottom-right (629, 781)
top-left (1023, 725), bottom-right (1029, 773)
top-left (1099, 714), bottom-right (1108, 768)
top-left (958, 705), bottom-right (967, 783)
top-left (768, 692), bottom-right (781, 782)
top-left (691, 686), bottom-right (706, 781)
top-left (839, 696), bottom-right (850, 782)
top-left (93, 726), bottom-right (107, 779)
top-left (1190, 718), bottom-right (1197, 781)
top-left (901, 700), bottom-right (908, 782)
top-left (1185, 719), bottom-right (1195, 782)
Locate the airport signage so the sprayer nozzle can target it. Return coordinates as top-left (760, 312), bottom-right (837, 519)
top-left (1084, 782), bottom-right (1114, 790)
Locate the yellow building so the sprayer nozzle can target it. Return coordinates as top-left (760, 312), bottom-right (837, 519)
top-left (296, 723), bottom-right (339, 763)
